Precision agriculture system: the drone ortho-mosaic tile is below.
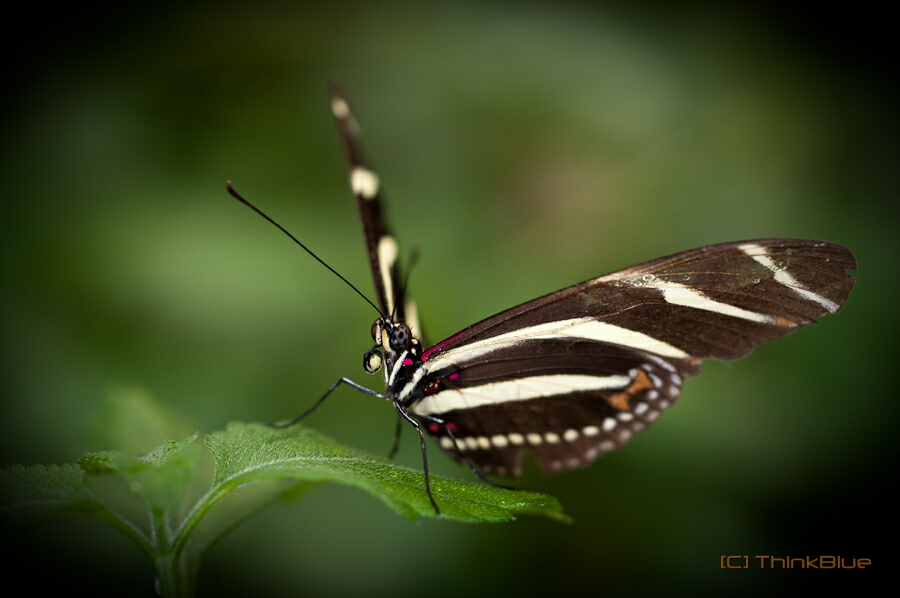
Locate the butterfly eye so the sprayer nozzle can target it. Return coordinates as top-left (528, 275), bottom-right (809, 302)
top-left (388, 324), bottom-right (411, 352)
top-left (363, 346), bottom-right (383, 374)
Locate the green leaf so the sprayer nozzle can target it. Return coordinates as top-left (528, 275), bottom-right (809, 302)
top-left (1, 425), bottom-right (567, 598)
top-left (197, 423), bottom-right (568, 523)
top-left (0, 463), bottom-right (102, 514)
top-left (73, 452), bottom-right (116, 475)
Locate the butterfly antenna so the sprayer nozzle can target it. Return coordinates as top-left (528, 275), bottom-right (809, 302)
top-left (227, 181), bottom-right (382, 316)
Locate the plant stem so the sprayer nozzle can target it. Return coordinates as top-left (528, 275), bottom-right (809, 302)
top-left (150, 506), bottom-right (188, 598)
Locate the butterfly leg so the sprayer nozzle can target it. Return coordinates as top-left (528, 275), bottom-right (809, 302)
top-left (393, 401), bottom-right (440, 514)
top-left (270, 377), bottom-right (388, 428)
top-left (387, 414), bottom-right (403, 459)
top-left (418, 414), bottom-right (516, 491)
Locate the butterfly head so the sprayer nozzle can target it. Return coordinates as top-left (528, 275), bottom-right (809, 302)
top-left (364, 317), bottom-right (420, 376)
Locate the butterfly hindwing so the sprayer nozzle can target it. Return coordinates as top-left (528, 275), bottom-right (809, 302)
top-left (421, 346), bottom-right (689, 476)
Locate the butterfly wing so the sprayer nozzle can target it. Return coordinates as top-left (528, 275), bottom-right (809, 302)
top-left (411, 239), bottom-right (856, 476)
top-left (330, 82), bottom-right (424, 340)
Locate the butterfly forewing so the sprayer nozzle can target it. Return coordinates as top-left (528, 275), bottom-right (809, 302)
top-left (330, 82), bottom-right (401, 320)
top-left (419, 240), bottom-right (854, 362)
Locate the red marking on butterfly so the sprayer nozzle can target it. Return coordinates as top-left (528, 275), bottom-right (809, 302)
top-left (428, 421), bottom-right (457, 434)
top-left (421, 331), bottom-right (467, 361)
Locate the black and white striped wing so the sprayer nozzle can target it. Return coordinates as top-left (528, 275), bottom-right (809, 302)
top-left (411, 239), bottom-right (856, 476)
top-left (330, 82), bottom-right (423, 342)
top-left (330, 82), bottom-right (399, 319)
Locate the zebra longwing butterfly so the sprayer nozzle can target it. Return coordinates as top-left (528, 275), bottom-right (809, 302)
top-left (232, 83), bottom-right (856, 513)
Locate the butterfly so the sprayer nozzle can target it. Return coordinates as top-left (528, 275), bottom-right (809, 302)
top-left (230, 83), bottom-right (856, 513)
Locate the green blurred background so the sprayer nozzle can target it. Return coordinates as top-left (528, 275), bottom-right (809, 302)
top-left (1, 1), bottom-right (893, 595)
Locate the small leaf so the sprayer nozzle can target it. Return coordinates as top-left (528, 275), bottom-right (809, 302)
top-left (81, 435), bottom-right (200, 512)
top-left (203, 423), bottom-right (567, 523)
top-left (0, 463), bottom-right (102, 515)
top-left (77, 452), bottom-right (116, 475)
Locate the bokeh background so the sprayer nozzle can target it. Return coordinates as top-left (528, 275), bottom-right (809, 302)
top-left (1, 1), bottom-right (894, 595)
